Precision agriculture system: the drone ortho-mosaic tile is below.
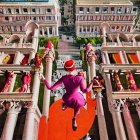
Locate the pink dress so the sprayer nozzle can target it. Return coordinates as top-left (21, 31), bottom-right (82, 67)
top-left (44, 74), bottom-right (93, 116)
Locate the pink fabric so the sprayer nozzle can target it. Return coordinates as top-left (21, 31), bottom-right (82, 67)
top-left (44, 75), bottom-right (93, 117)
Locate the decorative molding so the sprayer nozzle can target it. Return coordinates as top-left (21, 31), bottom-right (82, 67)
top-left (0, 93), bottom-right (32, 102)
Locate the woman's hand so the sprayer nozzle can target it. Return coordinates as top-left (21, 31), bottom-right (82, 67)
top-left (39, 74), bottom-right (45, 81)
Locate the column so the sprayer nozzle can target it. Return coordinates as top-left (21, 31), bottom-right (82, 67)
top-left (22, 71), bottom-right (40, 140)
top-left (116, 34), bottom-right (122, 46)
top-left (132, 37), bottom-right (136, 47)
top-left (32, 28), bottom-right (39, 52)
top-left (102, 27), bottom-right (106, 45)
top-left (104, 51), bottom-right (110, 64)
top-left (42, 45), bottom-right (55, 120)
top-left (1, 102), bottom-right (21, 140)
top-left (47, 27), bottom-right (50, 37)
top-left (136, 51), bottom-right (140, 62)
top-left (42, 27), bottom-right (45, 36)
top-left (95, 90), bottom-right (108, 140)
top-left (104, 74), bottom-right (127, 140)
top-left (119, 51), bottom-right (125, 64)
top-left (111, 109), bottom-right (127, 140)
top-left (122, 104), bottom-right (138, 140)
top-left (8, 51), bottom-right (21, 92)
top-left (136, 105), bottom-right (140, 119)
top-left (122, 50), bottom-right (129, 64)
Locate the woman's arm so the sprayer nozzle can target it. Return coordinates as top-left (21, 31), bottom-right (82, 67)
top-left (44, 77), bottom-right (63, 91)
top-left (80, 78), bottom-right (93, 93)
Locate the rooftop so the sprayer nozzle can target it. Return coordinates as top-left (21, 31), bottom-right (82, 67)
top-left (76, 0), bottom-right (132, 5)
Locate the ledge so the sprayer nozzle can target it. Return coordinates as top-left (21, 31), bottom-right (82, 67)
top-left (0, 65), bottom-right (32, 72)
top-left (0, 93), bottom-right (32, 101)
top-left (102, 46), bottom-right (140, 52)
top-left (0, 48), bottom-right (35, 53)
top-left (112, 92), bottom-right (140, 100)
top-left (100, 64), bottom-right (140, 73)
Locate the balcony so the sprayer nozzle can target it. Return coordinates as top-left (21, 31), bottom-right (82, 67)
top-left (0, 43), bottom-right (32, 48)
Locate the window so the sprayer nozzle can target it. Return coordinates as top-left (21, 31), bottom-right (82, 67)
top-left (5, 16), bottom-right (9, 21)
top-left (87, 26), bottom-right (90, 32)
top-left (47, 8), bottom-right (51, 12)
top-left (8, 8), bottom-right (11, 13)
top-left (32, 8), bottom-right (36, 12)
top-left (16, 9), bottom-right (19, 13)
top-left (40, 30), bottom-right (42, 35)
top-left (79, 7), bottom-right (84, 13)
top-left (87, 8), bottom-right (90, 13)
top-left (125, 7), bottom-right (129, 13)
top-left (80, 27), bottom-right (82, 32)
top-left (33, 17), bottom-right (36, 20)
top-left (102, 7), bottom-right (108, 13)
top-left (132, 7), bottom-right (137, 13)
top-left (95, 7), bottom-right (99, 13)
top-left (111, 7), bottom-right (114, 13)
top-left (23, 8), bottom-right (28, 13)
top-left (49, 27), bottom-right (52, 34)
top-left (117, 7), bottom-right (122, 13)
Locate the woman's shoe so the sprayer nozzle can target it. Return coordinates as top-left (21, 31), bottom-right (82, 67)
top-left (72, 118), bottom-right (77, 131)
top-left (62, 102), bottom-right (67, 111)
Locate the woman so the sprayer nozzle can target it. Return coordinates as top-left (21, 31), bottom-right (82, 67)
top-left (40, 59), bottom-right (94, 131)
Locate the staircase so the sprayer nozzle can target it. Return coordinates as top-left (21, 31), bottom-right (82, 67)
top-left (51, 40), bottom-right (82, 100)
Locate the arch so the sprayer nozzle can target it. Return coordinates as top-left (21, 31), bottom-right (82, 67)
top-left (9, 34), bottom-right (20, 43)
top-left (119, 33), bottom-right (129, 42)
top-left (100, 22), bottom-right (110, 34)
top-left (134, 34), bottom-right (140, 42)
top-left (0, 36), bottom-right (3, 42)
top-left (25, 20), bottom-right (39, 36)
top-left (25, 32), bottom-right (32, 43)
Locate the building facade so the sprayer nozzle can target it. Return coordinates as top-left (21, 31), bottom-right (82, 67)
top-left (75, 0), bottom-right (138, 38)
top-left (0, 0), bottom-right (61, 37)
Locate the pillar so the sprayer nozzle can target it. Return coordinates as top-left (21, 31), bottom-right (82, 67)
top-left (42, 48), bottom-right (55, 120)
top-left (95, 91), bottom-right (108, 140)
top-left (104, 51), bottom-right (110, 64)
top-left (136, 105), bottom-right (140, 119)
top-left (1, 102), bottom-right (21, 140)
top-left (8, 51), bottom-right (21, 92)
top-left (116, 34), bottom-right (122, 46)
top-left (22, 71), bottom-right (40, 140)
top-left (104, 74), bottom-right (127, 140)
top-left (47, 27), bottom-right (50, 37)
top-left (122, 104), bottom-right (138, 140)
top-left (32, 28), bottom-right (39, 52)
top-left (119, 51), bottom-right (125, 64)
top-left (111, 109), bottom-right (127, 140)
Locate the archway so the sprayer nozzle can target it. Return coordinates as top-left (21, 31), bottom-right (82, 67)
top-left (134, 35), bottom-right (140, 42)
top-left (9, 35), bottom-right (20, 43)
top-left (119, 33), bottom-right (129, 42)
top-left (25, 20), bottom-right (39, 36)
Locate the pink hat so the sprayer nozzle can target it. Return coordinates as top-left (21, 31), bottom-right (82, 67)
top-left (64, 60), bottom-right (75, 72)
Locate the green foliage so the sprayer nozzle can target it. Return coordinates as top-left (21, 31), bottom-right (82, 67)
top-left (52, 60), bottom-right (57, 73)
top-left (75, 37), bottom-right (103, 47)
top-left (38, 82), bottom-right (44, 112)
top-left (13, 75), bottom-right (22, 91)
top-left (38, 37), bottom-right (59, 49)
top-left (82, 61), bottom-right (88, 71)
top-left (80, 48), bottom-right (86, 61)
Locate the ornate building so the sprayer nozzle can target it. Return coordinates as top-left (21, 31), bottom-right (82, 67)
top-left (0, 0), bottom-right (61, 37)
top-left (75, 0), bottom-right (138, 38)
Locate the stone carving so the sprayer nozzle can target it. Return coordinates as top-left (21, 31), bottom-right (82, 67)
top-left (1, 71), bottom-right (14, 92)
top-left (86, 43), bottom-right (97, 64)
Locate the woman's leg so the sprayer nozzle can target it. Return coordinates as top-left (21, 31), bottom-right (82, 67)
top-left (72, 107), bottom-right (80, 131)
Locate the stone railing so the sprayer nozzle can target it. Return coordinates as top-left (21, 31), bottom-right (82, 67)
top-left (0, 93), bottom-right (32, 102)
top-left (0, 43), bottom-right (32, 48)
top-left (106, 42), bottom-right (117, 47)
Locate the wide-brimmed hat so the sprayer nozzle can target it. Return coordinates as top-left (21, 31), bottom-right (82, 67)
top-left (64, 59), bottom-right (75, 72)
